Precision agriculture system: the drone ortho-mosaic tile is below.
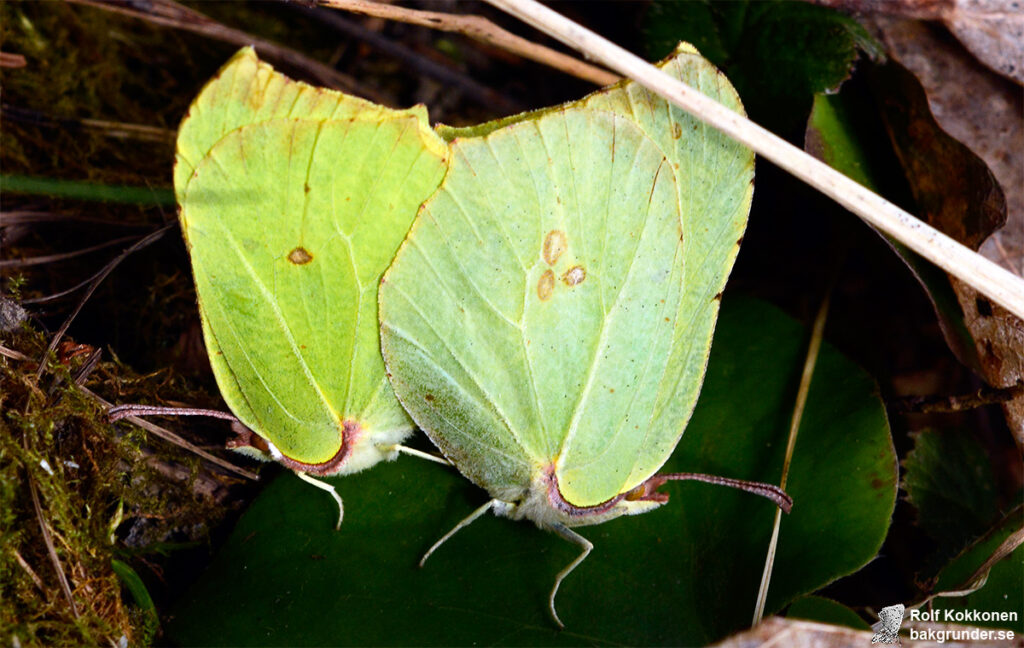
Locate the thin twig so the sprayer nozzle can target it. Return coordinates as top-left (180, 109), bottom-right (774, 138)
top-left (890, 382), bottom-right (1024, 414)
top-left (951, 524), bottom-right (1024, 595)
top-left (0, 344), bottom-right (33, 362)
top-left (72, 348), bottom-right (104, 386)
top-left (290, 2), bottom-right (525, 114)
top-left (81, 386), bottom-right (259, 481)
top-left (317, 0), bottom-right (619, 87)
top-left (47, 346), bottom-right (104, 402)
top-left (10, 547), bottom-right (46, 592)
top-left (0, 210), bottom-right (150, 227)
top-left (484, 0), bottom-right (1024, 321)
top-left (35, 225), bottom-right (172, 379)
top-left (22, 273), bottom-right (111, 306)
top-left (66, 0), bottom-right (382, 102)
top-left (78, 117), bottom-right (175, 142)
top-left (753, 291), bottom-right (831, 624)
top-left (1, 104), bottom-right (175, 143)
top-left (1, 234), bottom-right (141, 268)
top-left (19, 229), bottom-right (160, 307)
top-left (25, 454), bottom-right (80, 618)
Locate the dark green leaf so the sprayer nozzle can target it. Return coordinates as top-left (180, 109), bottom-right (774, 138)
top-left (111, 559), bottom-right (156, 614)
top-left (930, 507), bottom-right (1023, 633)
top-left (643, 0), bottom-right (883, 134)
top-left (644, 1), bottom-right (729, 67)
top-left (786, 595), bottom-right (869, 630)
top-left (166, 297), bottom-right (896, 646)
top-left (903, 428), bottom-right (999, 558)
top-left (112, 558), bottom-right (159, 644)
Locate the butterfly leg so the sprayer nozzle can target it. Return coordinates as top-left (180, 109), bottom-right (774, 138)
top-left (295, 471), bottom-right (344, 530)
top-left (549, 523), bottom-right (593, 629)
top-left (392, 444), bottom-right (451, 466)
top-left (420, 499), bottom-right (495, 567)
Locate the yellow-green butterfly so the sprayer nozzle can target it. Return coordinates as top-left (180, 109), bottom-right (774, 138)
top-left (379, 45), bottom-right (791, 626)
top-left (164, 48), bottom-right (448, 525)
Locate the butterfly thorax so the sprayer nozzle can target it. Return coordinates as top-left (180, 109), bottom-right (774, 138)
top-left (225, 418), bottom-right (407, 476)
top-left (498, 464), bottom-right (668, 530)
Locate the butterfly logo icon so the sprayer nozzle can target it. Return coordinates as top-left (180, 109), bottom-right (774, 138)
top-left (871, 603), bottom-right (905, 644)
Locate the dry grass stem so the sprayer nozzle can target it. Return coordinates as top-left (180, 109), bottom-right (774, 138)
top-left (65, 0), bottom-right (381, 101)
top-left (318, 0), bottom-right (619, 86)
top-left (81, 386), bottom-right (260, 480)
top-left (0, 344), bottom-right (33, 362)
top-left (753, 292), bottom-right (831, 623)
top-left (35, 225), bottom-right (172, 379)
top-left (484, 0), bottom-right (1024, 321)
top-left (10, 547), bottom-right (46, 592)
top-left (27, 464), bottom-right (80, 618)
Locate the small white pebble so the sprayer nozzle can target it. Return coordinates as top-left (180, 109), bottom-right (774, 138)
top-left (39, 459), bottom-right (53, 475)
top-left (63, 460), bottom-right (80, 469)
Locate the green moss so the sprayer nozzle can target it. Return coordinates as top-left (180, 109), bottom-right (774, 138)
top-left (1, 324), bottom-right (253, 647)
top-left (1, 2), bottom-right (207, 185)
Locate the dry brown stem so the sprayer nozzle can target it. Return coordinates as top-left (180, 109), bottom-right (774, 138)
top-left (26, 461), bottom-right (80, 618)
top-left (318, 0), bottom-right (619, 86)
top-left (65, 0), bottom-right (381, 101)
top-left (82, 386), bottom-right (259, 481)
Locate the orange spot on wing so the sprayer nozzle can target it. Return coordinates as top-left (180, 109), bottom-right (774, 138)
top-left (561, 265), bottom-right (586, 286)
top-left (537, 269), bottom-right (555, 301)
top-left (288, 247), bottom-right (313, 265)
top-left (542, 230), bottom-right (567, 266)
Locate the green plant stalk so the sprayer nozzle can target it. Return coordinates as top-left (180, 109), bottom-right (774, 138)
top-left (1, 175), bottom-right (174, 206)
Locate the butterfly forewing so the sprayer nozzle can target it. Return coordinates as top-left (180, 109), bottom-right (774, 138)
top-left (182, 115), bottom-right (446, 467)
top-left (381, 109), bottom-right (684, 507)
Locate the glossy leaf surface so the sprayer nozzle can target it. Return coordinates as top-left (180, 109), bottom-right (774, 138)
top-left (168, 298), bottom-right (897, 646)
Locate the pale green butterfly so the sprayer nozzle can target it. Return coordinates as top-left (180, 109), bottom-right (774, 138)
top-left (378, 45), bottom-right (791, 626)
top-left (111, 48), bottom-right (449, 527)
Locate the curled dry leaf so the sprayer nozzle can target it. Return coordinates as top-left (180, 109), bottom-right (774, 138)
top-left (808, 8), bottom-right (1024, 439)
top-left (954, 292), bottom-right (1024, 441)
top-left (942, 0), bottom-right (1024, 85)
top-left (864, 17), bottom-right (1022, 266)
top-left (864, 18), bottom-right (1024, 441)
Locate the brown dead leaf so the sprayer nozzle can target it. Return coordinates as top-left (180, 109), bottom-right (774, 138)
top-left (955, 287), bottom-right (1024, 440)
top-left (811, 3), bottom-right (1024, 439)
top-left (866, 18), bottom-right (1023, 267)
top-left (944, 0), bottom-right (1024, 85)
top-left (867, 17), bottom-right (1024, 442)
top-left (813, 0), bottom-right (1024, 84)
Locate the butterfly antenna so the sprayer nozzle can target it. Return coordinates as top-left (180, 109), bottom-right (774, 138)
top-left (107, 404), bottom-right (239, 423)
top-left (659, 472), bottom-right (792, 513)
